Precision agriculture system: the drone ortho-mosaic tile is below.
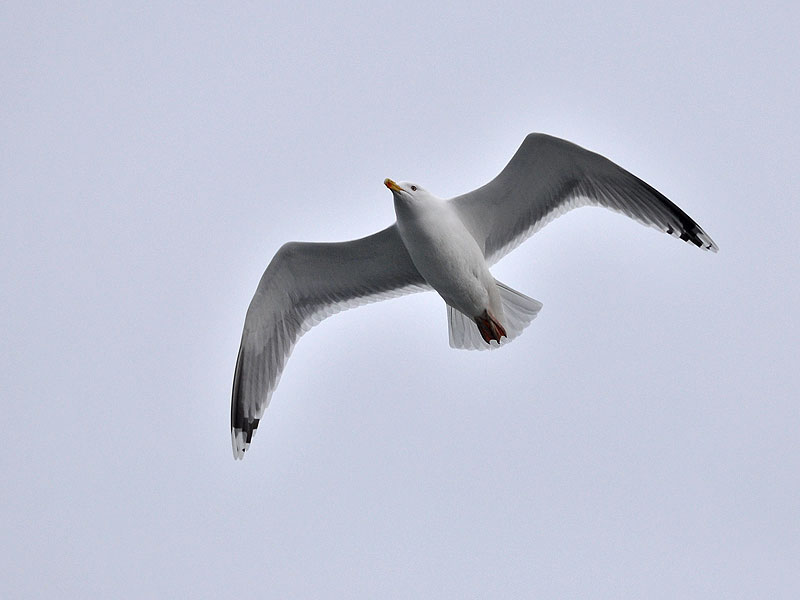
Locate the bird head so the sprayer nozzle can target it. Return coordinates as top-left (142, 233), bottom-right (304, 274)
top-left (384, 178), bottom-right (429, 201)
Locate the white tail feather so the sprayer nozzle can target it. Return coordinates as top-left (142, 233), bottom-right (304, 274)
top-left (447, 280), bottom-right (543, 350)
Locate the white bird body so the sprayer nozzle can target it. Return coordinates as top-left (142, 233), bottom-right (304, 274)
top-left (392, 186), bottom-right (502, 324)
top-left (229, 133), bottom-right (718, 458)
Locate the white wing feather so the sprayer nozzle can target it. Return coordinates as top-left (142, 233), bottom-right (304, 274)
top-left (451, 133), bottom-right (718, 265)
top-left (231, 225), bottom-right (427, 458)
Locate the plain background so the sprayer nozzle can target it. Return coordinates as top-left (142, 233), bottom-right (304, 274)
top-left (2, 2), bottom-right (799, 598)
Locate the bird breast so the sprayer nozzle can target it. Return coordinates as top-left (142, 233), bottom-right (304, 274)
top-left (395, 201), bottom-right (493, 317)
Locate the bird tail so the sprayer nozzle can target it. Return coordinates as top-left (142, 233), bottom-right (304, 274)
top-left (447, 280), bottom-right (543, 350)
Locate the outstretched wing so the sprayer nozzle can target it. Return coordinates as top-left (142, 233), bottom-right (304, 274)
top-left (451, 133), bottom-right (718, 265)
top-left (231, 225), bottom-right (427, 459)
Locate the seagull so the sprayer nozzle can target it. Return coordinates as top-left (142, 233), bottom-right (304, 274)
top-left (230, 133), bottom-right (717, 458)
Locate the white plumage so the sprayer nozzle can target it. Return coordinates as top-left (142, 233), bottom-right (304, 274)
top-left (231, 133), bottom-right (717, 458)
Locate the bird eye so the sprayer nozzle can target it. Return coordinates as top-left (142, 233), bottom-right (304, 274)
top-left (410, 185), bottom-right (417, 191)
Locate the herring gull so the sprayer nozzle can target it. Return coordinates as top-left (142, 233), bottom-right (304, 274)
top-left (230, 133), bottom-right (717, 458)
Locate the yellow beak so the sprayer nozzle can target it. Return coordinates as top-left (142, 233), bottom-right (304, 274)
top-left (384, 178), bottom-right (404, 192)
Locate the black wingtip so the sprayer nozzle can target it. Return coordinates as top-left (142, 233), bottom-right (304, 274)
top-left (634, 178), bottom-right (718, 253)
top-left (231, 418), bottom-right (260, 459)
top-left (675, 224), bottom-right (718, 252)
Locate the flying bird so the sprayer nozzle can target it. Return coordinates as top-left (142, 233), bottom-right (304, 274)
top-left (230, 133), bottom-right (717, 458)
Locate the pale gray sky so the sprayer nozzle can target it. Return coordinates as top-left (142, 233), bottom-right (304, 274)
top-left (2, 2), bottom-right (799, 598)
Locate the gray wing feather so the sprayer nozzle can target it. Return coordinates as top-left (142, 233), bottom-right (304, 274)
top-left (451, 133), bottom-right (718, 265)
top-left (231, 224), bottom-right (427, 458)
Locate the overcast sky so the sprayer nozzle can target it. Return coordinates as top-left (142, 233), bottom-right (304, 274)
top-left (2, 2), bottom-right (799, 598)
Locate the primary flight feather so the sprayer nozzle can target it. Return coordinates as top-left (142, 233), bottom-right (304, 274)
top-left (231, 133), bottom-right (717, 458)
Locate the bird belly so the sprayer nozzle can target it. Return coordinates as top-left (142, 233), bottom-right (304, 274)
top-left (398, 214), bottom-right (493, 318)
